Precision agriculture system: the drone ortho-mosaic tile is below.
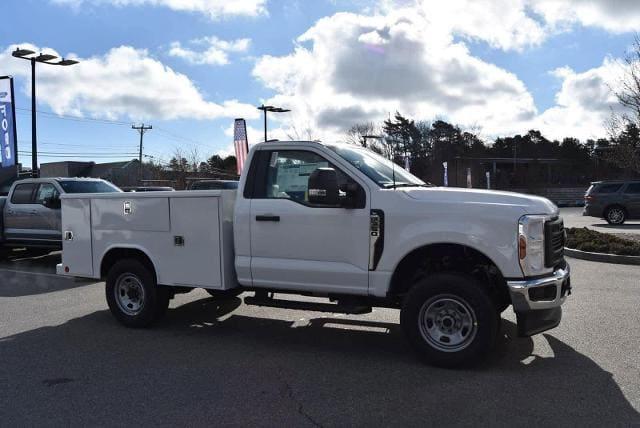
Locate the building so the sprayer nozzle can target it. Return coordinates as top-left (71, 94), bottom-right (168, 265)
top-left (39, 159), bottom-right (143, 187)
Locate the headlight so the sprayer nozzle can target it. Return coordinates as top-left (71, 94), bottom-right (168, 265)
top-left (518, 215), bottom-right (547, 277)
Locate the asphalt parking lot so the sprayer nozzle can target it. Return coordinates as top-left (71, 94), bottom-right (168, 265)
top-left (1, 249), bottom-right (639, 426)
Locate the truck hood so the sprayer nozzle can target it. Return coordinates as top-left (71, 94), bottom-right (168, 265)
top-left (402, 187), bottom-right (558, 215)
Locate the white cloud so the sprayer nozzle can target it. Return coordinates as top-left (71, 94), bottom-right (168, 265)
top-left (381, 0), bottom-right (640, 50)
top-left (51, 0), bottom-right (267, 19)
top-left (416, 0), bottom-right (547, 51)
top-left (532, 0), bottom-right (640, 34)
top-left (535, 58), bottom-right (627, 140)
top-left (1, 43), bottom-right (258, 121)
top-left (251, 2), bottom-right (640, 142)
top-left (253, 10), bottom-right (538, 141)
top-left (169, 36), bottom-right (251, 66)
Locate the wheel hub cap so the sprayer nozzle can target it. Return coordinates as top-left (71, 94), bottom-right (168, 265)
top-left (115, 274), bottom-right (145, 315)
top-left (419, 295), bottom-right (478, 352)
top-left (609, 209), bottom-right (623, 223)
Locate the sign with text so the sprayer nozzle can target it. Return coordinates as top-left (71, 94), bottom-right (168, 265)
top-left (0, 76), bottom-right (18, 170)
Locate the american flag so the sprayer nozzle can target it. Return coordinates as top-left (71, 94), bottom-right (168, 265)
top-left (233, 118), bottom-right (249, 175)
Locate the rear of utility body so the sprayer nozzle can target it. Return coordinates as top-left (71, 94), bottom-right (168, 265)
top-left (57, 190), bottom-right (237, 290)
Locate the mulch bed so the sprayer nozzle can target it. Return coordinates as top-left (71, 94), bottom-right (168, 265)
top-left (566, 227), bottom-right (640, 256)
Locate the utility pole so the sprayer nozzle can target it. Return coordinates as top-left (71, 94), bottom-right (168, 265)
top-left (132, 123), bottom-right (152, 182)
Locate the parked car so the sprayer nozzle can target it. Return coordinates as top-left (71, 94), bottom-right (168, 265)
top-left (58, 141), bottom-right (570, 368)
top-left (189, 180), bottom-right (238, 190)
top-left (121, 186), bottom-right (175, 192)
top-left (583, 180), bottom-right (640, 224)
top-left (0, 177), bottom-right (121, 258)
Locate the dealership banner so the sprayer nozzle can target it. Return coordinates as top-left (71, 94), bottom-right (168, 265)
top-left (0, 76), bottom-right (17, 169)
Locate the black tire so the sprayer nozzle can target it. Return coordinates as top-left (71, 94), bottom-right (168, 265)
top-left (105, 259), bottom-right (170, 328)
top-left (604, 206), bottom-right (626, 225)
top-left (205, 288), bottom-right (243, 299)
top-left (400, 272), bottom-right (498, 368)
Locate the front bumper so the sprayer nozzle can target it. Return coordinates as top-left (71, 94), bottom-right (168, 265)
top-left (507, 265), bottom-right (571, 336)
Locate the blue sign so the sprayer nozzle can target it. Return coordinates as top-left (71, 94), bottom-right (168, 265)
top-left (0, 76), bottom-right (17, 169)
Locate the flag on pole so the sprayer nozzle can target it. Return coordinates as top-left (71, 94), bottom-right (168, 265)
top-left (233, 118), bottom-right (249, 175)
top-left (443, 161), bottom-right (448, 186)
top-left (404, 155), bottom-right (411, 172)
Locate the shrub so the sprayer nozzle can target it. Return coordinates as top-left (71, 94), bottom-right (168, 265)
top-left (565, 227), bottom-right (640, 256)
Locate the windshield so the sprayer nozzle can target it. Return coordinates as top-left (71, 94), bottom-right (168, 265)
top-left (57, 180), bottom-right (122, 194)
top-left (328, 145), bottom-right (428, 188)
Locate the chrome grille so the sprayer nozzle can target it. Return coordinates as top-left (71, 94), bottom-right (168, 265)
top-left (544, 217), bottom-right (565, 268)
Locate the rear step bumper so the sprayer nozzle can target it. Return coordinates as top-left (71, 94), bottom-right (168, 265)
top-left (244, 293), bottom-right (372, 315)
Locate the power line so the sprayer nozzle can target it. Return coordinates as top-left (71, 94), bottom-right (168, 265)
top-left (18, 139), bottom-right (137, 150)
top-left (16, 107), bottom-right (131, 125)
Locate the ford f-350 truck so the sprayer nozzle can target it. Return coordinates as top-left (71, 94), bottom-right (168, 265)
top-left (0, 177), bottom-right (120, 258)
top-left (58, 141), bottom-right (571, 367)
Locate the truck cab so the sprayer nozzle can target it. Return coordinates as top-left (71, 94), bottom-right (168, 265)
top-left (57, 141), bottom-right (571, 367)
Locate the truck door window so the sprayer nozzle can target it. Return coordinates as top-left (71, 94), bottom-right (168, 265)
top-left (262, 150), bottom-right (351, 204)
top-left (10, 183), bottom-right (37, 204)
top-left (35, 184), bottom-right (60, 205)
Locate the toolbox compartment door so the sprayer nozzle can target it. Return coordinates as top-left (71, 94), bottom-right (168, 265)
top-left (164, 197), bottom-right (222, 287)
top-left (61, 198), bottom-right (94, 277)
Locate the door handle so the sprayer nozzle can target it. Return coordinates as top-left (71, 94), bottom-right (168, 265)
top-left (255, 215), bottom-right (280, 222)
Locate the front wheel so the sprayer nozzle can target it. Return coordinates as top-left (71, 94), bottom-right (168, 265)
top-left (105, 259), bottom-right (170, 328)
top-left (605, 206), bottom-right (626, 225)
top-left (400, 273), bottom-right (498, 368)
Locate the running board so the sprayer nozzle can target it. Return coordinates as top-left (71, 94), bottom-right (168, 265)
top-left (244, 293), bottom-right (372, 315)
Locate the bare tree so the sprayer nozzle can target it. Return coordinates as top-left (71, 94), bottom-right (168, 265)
top-left (285, 121), bottom-right (318, 141)
top-left (188, 147), bottom-right (201, 173)
top-left (607, 37), bottom-right (640, 175)
top-left (345, 122), bottom-right (378, 147)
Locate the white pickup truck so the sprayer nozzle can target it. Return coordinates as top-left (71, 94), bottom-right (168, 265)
top-left (58, 141), bottom-right (571, 367)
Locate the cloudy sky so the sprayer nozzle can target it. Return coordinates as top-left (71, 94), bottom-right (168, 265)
top-left (1, 0), bottom-right (638, 165)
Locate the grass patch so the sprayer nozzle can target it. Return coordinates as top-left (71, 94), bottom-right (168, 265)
top-left (566, 227), bottom-right (640, 256)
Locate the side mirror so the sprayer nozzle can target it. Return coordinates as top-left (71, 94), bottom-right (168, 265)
top-left (308, 168), bottom-right (339, 206)
top-left (340, 182), bottom-right (360, 209)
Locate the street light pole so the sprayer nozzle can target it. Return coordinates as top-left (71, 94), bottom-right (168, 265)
top-left (12, 48), bottom-right (79, 177)
top-left (31, 58), bottom-right (36, 176)
top-left (362, 134), bottom-right (382, 149)
top-left (257, 104), bottom-right (291, 142)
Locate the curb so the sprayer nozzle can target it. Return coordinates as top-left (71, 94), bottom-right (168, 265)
top-left (564, 247), bottom-right (640, 266)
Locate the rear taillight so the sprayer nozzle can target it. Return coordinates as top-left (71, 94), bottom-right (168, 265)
top-left (584, 195), bottom-right (595, 202)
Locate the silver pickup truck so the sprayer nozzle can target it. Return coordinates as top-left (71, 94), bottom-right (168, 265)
top-left (0, 177), bottom-right (121, 257)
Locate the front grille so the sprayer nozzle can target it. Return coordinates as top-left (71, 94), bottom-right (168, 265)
top-left (544, 217), bottom-right (565, 268)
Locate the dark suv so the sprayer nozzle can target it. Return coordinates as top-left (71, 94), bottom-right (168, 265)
top-left (583, 180), bottom-right (640, 224)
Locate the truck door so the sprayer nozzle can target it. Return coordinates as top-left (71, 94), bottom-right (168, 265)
top-left (3, 183), bottom-right (38, 242)
top-left (31, 183), bottom-right (62, 243)
top-left (247, 148), bottom-right (370, 295)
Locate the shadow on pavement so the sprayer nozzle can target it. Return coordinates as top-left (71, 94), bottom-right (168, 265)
top-left (0, 252), bottom-right (95, 297)
top-left (1, 296), bottom-right (638, 426)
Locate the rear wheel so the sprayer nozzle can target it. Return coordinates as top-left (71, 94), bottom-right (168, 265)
top-left (401, 272), bottom-right (498, 368)
top-left (106, 259), bottom-right (170, 327)
top-left (605, 206), bottom-right (626, 225)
